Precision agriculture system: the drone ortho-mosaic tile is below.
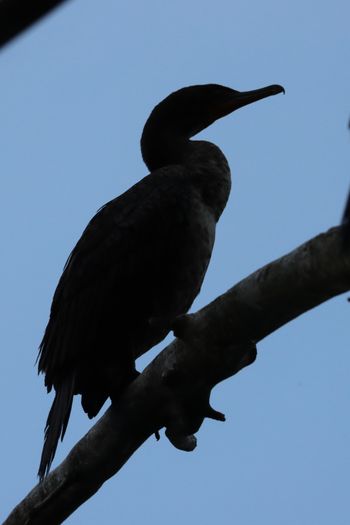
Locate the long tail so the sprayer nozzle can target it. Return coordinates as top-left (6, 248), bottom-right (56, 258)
top-left (38, 373), bottom-right (75, 480)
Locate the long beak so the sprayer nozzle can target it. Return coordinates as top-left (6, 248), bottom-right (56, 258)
top-left (235, 84), bottom-right (285, 108)
top-left (217, 84), bottom-right (285, 118)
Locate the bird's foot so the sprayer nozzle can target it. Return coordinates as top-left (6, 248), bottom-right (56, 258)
top-left (171, 314), bottom-right (193, 340)
top-left (148, 313), bottom-right (195, 341)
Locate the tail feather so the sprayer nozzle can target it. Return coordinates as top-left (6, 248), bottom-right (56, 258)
top-left (38, 373), bottom-right (75, 480)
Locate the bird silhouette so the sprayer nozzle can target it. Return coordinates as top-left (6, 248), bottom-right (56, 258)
top-left (38, 82), bottom-right (284, 479)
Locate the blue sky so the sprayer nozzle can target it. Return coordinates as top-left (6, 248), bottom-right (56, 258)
top-left (1, 0), bottom-right (350, 523)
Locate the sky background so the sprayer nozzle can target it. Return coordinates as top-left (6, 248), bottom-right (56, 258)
top-left (1, 0), bottom-right (350, 523)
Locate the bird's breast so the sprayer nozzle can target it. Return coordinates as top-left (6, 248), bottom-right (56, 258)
top-left (185, 140), bottom-right (232, 222)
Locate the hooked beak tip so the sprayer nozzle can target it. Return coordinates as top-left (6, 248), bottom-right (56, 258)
top-left (270, 84), bottom-right (285, 95)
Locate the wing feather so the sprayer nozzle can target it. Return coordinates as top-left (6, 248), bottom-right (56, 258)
top-left (38, 166), bottom-right (209, 390)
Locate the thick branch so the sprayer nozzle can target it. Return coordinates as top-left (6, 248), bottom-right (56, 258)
top-left (4, 226), bottom-right (350, 525)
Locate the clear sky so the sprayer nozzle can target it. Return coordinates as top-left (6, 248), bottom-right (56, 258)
top-left (1, 0), bottom-right (350, 523)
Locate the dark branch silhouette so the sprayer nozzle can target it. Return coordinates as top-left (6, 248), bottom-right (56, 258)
top-left (0, 0), bottom-right (71, 49)
top-left (3, 225), bottom-right (350, 525)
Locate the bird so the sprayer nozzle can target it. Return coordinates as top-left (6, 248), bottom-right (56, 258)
top-left (37, 82), bottom-right (284, 479)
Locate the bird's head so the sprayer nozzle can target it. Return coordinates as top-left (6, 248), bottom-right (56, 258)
top-left (144, 83), bottom-right (284, 138)
top-left (141, 83), bottom-right (284, 170)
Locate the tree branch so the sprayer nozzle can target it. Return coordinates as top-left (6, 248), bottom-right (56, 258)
top-left (0, 0), bottom-right (72, 49)
top-left (4, 226), bottom-right (350, 525)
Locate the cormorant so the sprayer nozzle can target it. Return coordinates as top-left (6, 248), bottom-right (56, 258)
top-left (38, 82), bottom-right (284, 479)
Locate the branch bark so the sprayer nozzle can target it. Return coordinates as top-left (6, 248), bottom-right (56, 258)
top-left (4, 226), bottom-right (350, 525)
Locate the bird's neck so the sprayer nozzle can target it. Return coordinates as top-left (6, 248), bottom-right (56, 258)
top-left (141, 129), bottom-right (228, 172)
top-left (185, 140), bottom-right (232, 221)
top-left (141, 130), bottom-right (191, 171)
top-left (141, 131), bottom-right (231, 221)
